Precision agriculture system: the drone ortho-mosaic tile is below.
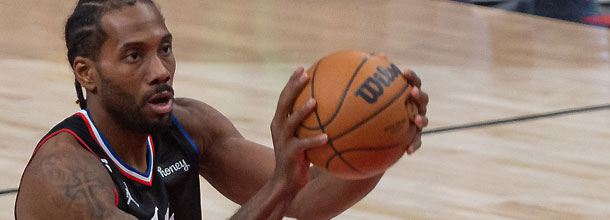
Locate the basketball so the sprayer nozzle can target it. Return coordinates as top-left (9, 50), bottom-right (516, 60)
top-left (293, 50), bottom-right (418, 180)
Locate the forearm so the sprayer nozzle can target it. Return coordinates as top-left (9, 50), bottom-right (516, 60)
top-left (230, 177), bottom-right (302, 220)
top-left (287, 170), bottom-right (383, 220)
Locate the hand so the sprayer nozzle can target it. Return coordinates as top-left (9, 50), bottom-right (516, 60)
top-left (402, 69), bottom-right (429, 155)
top-left (270, 66), bottom-right (328, 190)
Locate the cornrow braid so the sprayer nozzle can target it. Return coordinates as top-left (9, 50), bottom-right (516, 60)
top-left (75, 79), bottom-right (87, 109)
top-left (65, 0), bottom-right (155, 109)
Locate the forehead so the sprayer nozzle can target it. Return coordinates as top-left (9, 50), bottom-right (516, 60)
top-left (100, 2), bottom-right (169, 47)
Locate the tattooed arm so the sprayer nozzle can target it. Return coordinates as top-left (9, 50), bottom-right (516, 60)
top-left (15, 132), bottom-right (136, 220)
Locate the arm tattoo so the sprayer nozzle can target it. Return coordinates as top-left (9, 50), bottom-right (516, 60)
top-left (42, 152), bottom-right (115, 220)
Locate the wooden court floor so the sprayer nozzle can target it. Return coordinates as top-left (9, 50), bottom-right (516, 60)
top-left (1, 0), bottom-right (610, 219)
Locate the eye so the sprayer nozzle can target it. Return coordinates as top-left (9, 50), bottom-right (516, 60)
top-left (127, 52), bottom-right (140, 61)
top-left (162, 45), bottom-right (172, 55)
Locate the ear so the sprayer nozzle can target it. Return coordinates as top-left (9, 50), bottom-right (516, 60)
top-left (73, 56), bottom-right (98, 93)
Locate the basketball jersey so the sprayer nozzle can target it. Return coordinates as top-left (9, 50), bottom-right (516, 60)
top-left (29, 109), bottom-right (202, 219)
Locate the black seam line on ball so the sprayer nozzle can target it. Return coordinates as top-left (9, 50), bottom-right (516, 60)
top-left (330, 82), bottom-right (410, 142)
top-left (301, 52), bottom-right (375, 130)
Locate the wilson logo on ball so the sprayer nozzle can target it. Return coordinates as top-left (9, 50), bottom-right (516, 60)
top-left (354, 64), bottom-right (402, 104)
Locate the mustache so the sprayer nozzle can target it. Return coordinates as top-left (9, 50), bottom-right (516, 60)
top-left (154, 84), bottom-right (174, 95)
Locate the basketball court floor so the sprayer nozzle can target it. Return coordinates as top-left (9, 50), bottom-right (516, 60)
top-left (1, 0), bottom-right (609, 219)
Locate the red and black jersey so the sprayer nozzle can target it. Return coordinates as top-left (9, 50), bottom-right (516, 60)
top-left (19, 109), bottom-right (202, 219)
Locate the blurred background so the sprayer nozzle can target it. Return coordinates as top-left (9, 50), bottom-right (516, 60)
top-left (1, 0), bottom-right (609, 219)
top-left (453, 0), bottom-right (610, 26)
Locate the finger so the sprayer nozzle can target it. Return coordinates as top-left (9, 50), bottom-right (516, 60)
top-left (406, 130), bottom-right (422, 155)
top-left (414, 115), bottom-right (429, 129)
top-left (410, 87), bottom-right (428, 115)
top-left (287, 98), bottom-right (316, 131)
top-left (297, 133), bottom-right (328, 152)
top-left (274, 66), bottom-right (308, 120)
top-left (413, 87), bottom-right (429, 106)
top-left (410, 87), bottom-right (429, 105)
top-left (402, 69), bottom-right (421, 88)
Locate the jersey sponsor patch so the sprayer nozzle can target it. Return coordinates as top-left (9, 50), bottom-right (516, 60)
top-left (157, 159), bottom-right (191, 178)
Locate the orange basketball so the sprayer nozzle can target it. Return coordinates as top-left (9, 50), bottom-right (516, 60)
top-left (293, 50), bottom-right (418, 180)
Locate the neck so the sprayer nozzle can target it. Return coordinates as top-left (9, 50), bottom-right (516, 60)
top-left (87, 101), bottom-right (150, 173)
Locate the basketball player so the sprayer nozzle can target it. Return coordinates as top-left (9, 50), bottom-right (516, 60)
top-left (15, 0), bottom-right (429, 219)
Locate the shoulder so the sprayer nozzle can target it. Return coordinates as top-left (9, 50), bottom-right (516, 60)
top-left (22, 132), bottom-right (103, 178)
top-left (172, 98), bottom-right (243, 145)
top-left (172, 97), bottom-right (225, 123)
top-left (16, 132), bottom-right (117, 219)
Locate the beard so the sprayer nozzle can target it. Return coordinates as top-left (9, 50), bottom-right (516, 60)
top-left (98, 72), bottom-right (174, 135)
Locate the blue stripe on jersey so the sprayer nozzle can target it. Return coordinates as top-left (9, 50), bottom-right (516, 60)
top-left (171, 115), bottom-right (200, 156)
top-left (85, 109), bottom-right (153, 177)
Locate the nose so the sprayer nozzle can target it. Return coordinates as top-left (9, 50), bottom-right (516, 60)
top-left (146, 54), bottom-right (171, 85)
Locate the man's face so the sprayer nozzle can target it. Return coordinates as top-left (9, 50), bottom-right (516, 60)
top-left (94, 2), bottom-right (176, 133)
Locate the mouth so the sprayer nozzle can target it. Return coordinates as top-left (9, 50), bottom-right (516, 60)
top-left (147, 91), bottom-right (174, 115)
top-left (149, 91), bottom-right (172, 105)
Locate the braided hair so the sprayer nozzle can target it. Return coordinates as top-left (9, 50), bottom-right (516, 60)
top-left (65, 0), bottom-right (155, 109)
